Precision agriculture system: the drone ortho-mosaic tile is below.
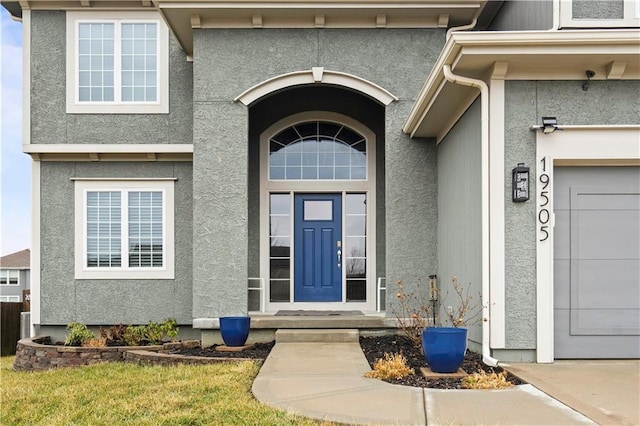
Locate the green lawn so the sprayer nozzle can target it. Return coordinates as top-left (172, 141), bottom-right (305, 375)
top-left (0, 357), bottom-right (332, 425)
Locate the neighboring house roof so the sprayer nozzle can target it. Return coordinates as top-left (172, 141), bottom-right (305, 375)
top-left (0, 249), bottom-right (30, 269)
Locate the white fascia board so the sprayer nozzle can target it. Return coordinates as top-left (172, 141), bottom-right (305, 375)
top-left (404, 29), bottom-right (640, 138)
top-left (22, 144), bottom-right (194, 154)
top-left (402, 35), bottom-right (459, 136)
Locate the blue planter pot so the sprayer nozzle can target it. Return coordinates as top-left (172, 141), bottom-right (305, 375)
top-left (219, 316), bottom-right (251, 347)
top-left (421, 327), bottom-right (468, 373)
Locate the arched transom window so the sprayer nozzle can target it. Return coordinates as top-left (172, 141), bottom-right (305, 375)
top-left (269, 121), bottom-right (367, 180)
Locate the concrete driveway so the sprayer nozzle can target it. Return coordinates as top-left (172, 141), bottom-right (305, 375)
top-left (505, 360), bottom-right (640, 426)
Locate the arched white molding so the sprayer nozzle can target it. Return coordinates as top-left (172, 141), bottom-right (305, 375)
top-left (234, 67), bottom-right (398, 106)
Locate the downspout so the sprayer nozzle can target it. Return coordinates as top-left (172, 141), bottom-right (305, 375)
top-left (550, 0), bottom-right (560, 30)
top-left (446, 16), bottom-right (478, 40)
top-left (442, 65), bottom-right (499, 367)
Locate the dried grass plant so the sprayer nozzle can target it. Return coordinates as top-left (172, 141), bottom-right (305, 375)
top-left (364, 353), bottom-right (413, 380)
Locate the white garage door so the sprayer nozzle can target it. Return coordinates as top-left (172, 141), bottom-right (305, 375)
top-left (554, 166), bottom-right (640, 359)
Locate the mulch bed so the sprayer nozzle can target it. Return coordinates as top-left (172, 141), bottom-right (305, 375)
top-left (170, 342), bottom-right (275, 359)
top-left (170, 335), bottom-right (524, 389)
top-left (359, 334), bottom-right (523, 389)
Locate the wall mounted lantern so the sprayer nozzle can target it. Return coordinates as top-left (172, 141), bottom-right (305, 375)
top-left (512, 163), bottom-right (530, 202)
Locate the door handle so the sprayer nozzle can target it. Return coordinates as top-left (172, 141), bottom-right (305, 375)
top-left (337, 249), bottom-right (342, 267)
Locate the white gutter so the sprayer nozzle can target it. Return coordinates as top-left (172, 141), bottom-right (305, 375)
top-left (442, 65), bottom-right (499, 368)
top-left (446, 16), bottom-right (477, 40)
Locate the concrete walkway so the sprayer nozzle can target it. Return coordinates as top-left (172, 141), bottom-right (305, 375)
top-left (252, 341), bottom-right (602, 425)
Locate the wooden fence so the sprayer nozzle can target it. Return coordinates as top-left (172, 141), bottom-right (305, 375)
top-left (1, 302), bottom-right (23, 356)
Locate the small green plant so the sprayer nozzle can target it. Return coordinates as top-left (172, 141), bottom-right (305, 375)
top-left (122, 318), bottom-right (179, 346)
top-left (461, 370), bottom-right (514, 390)
top-left (364, 353), bottom-right (413, 380)
top-left (64, 322), bottom-right (95, 346)
top-left (160, 318), bottom-right (179, 340)
top-left (123, 325), bottom-right (146, 346)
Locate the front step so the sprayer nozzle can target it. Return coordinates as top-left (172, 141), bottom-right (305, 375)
top-left (275, 329), bottom-right (360, 343)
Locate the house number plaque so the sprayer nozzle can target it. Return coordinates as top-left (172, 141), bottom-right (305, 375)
top-left (538, 156), bottom-right (551, 242)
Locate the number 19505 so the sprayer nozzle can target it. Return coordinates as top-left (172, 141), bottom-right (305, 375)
top-left (538, 157), bottom-right (550, 242)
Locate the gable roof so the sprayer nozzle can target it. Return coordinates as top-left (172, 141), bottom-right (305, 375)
top-left (0, 249), bottom-right (31, 269)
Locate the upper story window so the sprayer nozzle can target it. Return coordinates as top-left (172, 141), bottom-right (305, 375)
top-left (66, 12), bottom-right (169, 114)
top-left (74, 180), bottom-right (175, 279)
top-left (0, 270), bottom-right (19, 286)
top-left (269, 121), bottom-right (367, 180)
top-left (560, 0), bottom-right (640, 28)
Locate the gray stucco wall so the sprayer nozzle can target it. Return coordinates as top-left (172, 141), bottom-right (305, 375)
top-left (193, 28), bottom-right (444, 317)
top-left (488, 0), bottom-right (553, 31)
top-left (39, 161), bottom-right (193, 325)
top-left (384, 101), bottom-right (438, 315)
top-left (30, 11), bottom-right (193, 145)
top-left (572, 0), bottom-right (624, 19)
top-left (504, 79), bottom-right (640, 348)
top-left (436, 99), bottom-right (482, 341)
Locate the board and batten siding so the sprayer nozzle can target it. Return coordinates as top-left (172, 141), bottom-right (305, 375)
top-left (488, 0), bottom-right (553, 31)
top-left (437, 98), bottom-right (482, 346)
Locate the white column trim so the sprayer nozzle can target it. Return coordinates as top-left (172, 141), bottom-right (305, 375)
top-left (489, 77), bottom-right (506, 348)
top-left (22, 10), bottom-right (31, 145)
top-left (30, 160), bottom-right (40, 334)
top-left (535, 125), bottom-right (640, 363)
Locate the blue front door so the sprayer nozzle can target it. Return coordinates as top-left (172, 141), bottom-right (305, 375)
top-left (294, 193), bottom-right (342, 302)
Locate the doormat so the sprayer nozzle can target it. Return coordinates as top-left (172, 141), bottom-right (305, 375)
top-left (275, 310), bottom-right (364, 316)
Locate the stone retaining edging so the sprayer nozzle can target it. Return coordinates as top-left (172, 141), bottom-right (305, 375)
top-left (13, 336), bottom-right (202, 371)
top-left (123, 350), bottom-right (257, 367)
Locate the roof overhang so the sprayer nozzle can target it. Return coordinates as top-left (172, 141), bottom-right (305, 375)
top-left (2, 0), bottom-right (494, 56)
top-left (23, 144), bottom-right (194, 161)
top-left (404, 29), bottom-right (640, 140)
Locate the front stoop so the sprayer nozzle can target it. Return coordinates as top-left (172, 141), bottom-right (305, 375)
top-left (275, 329), bottom-right (359, 343)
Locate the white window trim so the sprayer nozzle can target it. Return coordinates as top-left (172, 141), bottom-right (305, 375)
top-left (259, 111), bottom-right (377, 313)
top-left (560, 0), bottom-right (640, 28)
top-left (0, 296), bottom-right (20, 302)
top-left (74, 180), bottom-right (175, 279)
top-left (535, 125), bottom-right (640, 363)
top-left (0, 269), bottom-right (20, 286)
top-left (66, 11), bottom-right (169, 114)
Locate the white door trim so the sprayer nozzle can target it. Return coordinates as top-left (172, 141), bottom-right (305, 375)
top-left (535, 125), bottom-right (640, 362)
top-left (259, 111), bottom-right (377, 313)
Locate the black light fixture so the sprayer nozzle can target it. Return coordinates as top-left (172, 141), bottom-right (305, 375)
top-left (541, 116), bottom-right (558, 134)
top-left (582, 70), bottom-right (595, 91)
top-left (512, 163), bottom-right (530, 202)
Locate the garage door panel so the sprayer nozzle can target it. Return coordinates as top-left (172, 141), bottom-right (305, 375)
top-left (555, 305), bottom-right (640, 358)
top-left (554, 166), bottom-right (640, 359)
top-left (573, 210), bottom-right (640, 260)
top-left (572, 260), bottom-right (640, 310)
top-left (553, 210), bottom-right (570, 260)
top-left (553, 259), bottom-right (570, 308)
top-left (572, 193), bottom-right (640, 210)
top-left (571, 308), bottom-right (640, 335)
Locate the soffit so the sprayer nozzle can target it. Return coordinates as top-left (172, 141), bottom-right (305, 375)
top-left (152, 0), bottom-right (488, 56)
top-left (6, 0), bottom-right (489, 56)
top-left (405, 30), bottom-right (640, 139)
